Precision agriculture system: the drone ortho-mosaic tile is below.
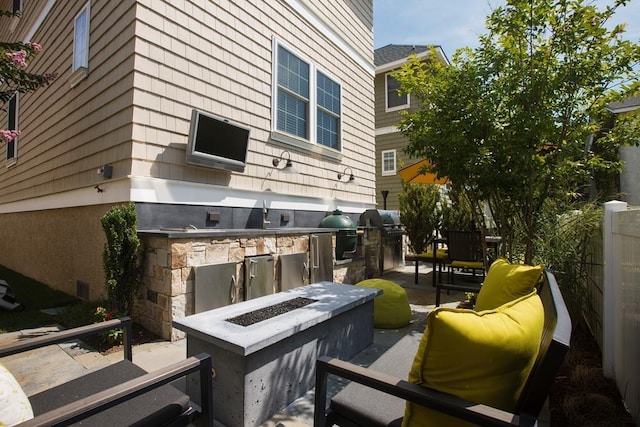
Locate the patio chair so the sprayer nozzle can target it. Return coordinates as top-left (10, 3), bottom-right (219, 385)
top-left (314, 269), bottom-right (572, 427)
top-left (0, 317), bottom-right (213, 427)
top-left (434, 230), bottom-right (485, 306)
top-left (446, 230), bottom-right (486, 283)
top-left (413, 238), bottom-right (447, 286)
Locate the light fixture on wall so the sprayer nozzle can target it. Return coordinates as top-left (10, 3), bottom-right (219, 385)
top-left (97, 164), bottom-right (113, 179)
top-left (272, 150), bottom-right (298, 174)
top-left (337, 167), bottom-right (357, 185)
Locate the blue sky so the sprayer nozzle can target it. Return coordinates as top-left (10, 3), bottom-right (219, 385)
top-left (374, 0), bottom-right (640, 60)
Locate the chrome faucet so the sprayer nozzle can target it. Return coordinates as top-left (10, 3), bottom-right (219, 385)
top-left (262, 200), bottom-right (271, 228)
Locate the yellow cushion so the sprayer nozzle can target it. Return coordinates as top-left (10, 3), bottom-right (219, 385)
top-left (450, 260), bottom-right (484, 269)
top-left (0, 363), bottom-right (34, 426)
top-left (474, 258), bottom-right (544, 311)
top-left (402, 290), bottom-right (544, 427)
top-left (356, 279), bottom-right (412, 328)
top-left (417, 248), bottom-right (447, 261)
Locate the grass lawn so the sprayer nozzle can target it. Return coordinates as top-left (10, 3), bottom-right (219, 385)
top-left (0, 265), bottom-right (160, 351)
top-left (0, 265), bottom-right (80, 333)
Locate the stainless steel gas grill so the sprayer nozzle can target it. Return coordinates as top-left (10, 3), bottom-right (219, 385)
top-left (358, 209), bottom-right (405, 272)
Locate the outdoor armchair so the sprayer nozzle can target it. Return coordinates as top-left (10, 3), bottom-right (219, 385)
top-left (0, 317), bottom-right (213, 427)
top-left (314, 269), bottom-right (571, 427)
top-left (435, 230), bottom-right (486, 306)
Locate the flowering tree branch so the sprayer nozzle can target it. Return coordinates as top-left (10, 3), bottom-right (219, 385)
top-left (0, 40), bottom-right (56, 143)
top-left (0, 42), bottom-right (55, 102)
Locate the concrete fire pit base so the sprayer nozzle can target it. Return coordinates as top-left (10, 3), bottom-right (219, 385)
top-left (173, 282), bottom-right (381, 427)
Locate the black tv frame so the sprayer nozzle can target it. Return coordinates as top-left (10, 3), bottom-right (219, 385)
top-left (185, 109), bottom-right (250, 173)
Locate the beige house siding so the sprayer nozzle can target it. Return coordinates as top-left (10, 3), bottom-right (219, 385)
top-left (0, 0), bottom-right (375, 209)
top-left (374, 48), bottom-right (449, 213)
top-left (374, 73), bottom-right (407, 129)
top-left (0, 0), bottom-right (374, 301)
top-left (0, 1), bottom-right (138, 299)
top-left (130, 0), bottom-right (375, 203)
top-left (375, 132), bottom-right (413, 210)
top-left (0, 0), bottom-right (48, 36)
top-left (300, 0), bottom-right (373, 65)
top-left (374, 69), bottom-right (420, 211)
top-left (0, 1), bottom-right (136, 205)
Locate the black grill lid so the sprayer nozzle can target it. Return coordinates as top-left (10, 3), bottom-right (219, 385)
top-left (319, 209), bottom-right (356, 230)
top-left (358, 209), bottom-right (383, 227)
top-left (358, 209), bottom-right (402, 227)
top-left (379, 210), bottom-right (402, 226)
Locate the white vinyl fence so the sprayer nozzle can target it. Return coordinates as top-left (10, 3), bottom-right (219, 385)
top-left (602, 201), bottom-right (640, 425)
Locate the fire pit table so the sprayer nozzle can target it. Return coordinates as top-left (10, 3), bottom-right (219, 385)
top-left (173, 282), bottom-right (381, 427)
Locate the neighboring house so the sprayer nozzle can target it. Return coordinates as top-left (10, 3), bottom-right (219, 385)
top-left (607, 95), bottom-right (640, 206)
top-left (373, 44), bottom-right (448, 211)
top-left (0, 1), bottom-right (375, 302)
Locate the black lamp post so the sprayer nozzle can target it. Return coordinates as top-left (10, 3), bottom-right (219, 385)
top-left (381, 190), bottom-right (389, 210)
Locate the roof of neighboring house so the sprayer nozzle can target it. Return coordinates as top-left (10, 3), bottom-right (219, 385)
top-left (374, 44), bottom-right (431, 66)
top-left (608, 95), bottom-right (640, 113)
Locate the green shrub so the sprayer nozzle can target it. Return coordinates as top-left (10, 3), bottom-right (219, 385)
top-left (440, 187), bottom-right (474, 237)
top-left (399, 182), bottom-right (441, 254)
top-left (533, 202), bottom-right (603, 323)
top-left (101, 203), bottom-right (143, 314)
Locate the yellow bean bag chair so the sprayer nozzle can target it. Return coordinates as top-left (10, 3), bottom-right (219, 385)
top-left (356, 279), bottom-right (412, 328)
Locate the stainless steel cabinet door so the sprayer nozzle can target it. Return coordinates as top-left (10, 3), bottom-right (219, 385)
top-left (245, 255), bottom-right (275, 299)
top-left (279, 252), bottom-right (309, 291)
top-left (194, 262), bottom-right (239, 313)
top-left (310, 233), bottom-right (333, 283)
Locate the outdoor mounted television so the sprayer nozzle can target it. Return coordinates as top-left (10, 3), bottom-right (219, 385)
top-left (185, 109), bottom-right (251, 173)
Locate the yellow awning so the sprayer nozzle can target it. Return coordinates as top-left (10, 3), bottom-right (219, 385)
top-left (398, 159), bottom-right (448, 185)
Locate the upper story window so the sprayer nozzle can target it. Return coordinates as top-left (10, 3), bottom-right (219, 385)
top-left (12, 0), bottom-right (22, 14)
top-left (276, 45), bottom-right (309, 139)
top-left (273, 40), bottom-right (342, 152)
top-left (9, 0), bottom-right (21, 32)
top-left (69, 2), bottom-right (90, 87)
top-left (6, 93), bottom-right (18, 162)
top-left (316, 71), bottom-right (341, 149)
top-left (386, 73), bottom-right (408, 111)
top-left (73, 2), bottom-right (90, 72)
top-left (381, 149), bottom-right (396, 176)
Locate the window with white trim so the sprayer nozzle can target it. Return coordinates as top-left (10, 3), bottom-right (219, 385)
top-left (274, 41), bottom-right (342, 151)
top-left (381, 149), bottom-right (396, 176)
top-left (385, 73), bottom-right (408, 111)
top-left (8, 0), bottom-right (21, 32)
top-left (73, 2), bottom-right (90, 72)
top-left (316, 71), bottom-right (341, 149)
top-left (6, 93), bottom-right (18, 162)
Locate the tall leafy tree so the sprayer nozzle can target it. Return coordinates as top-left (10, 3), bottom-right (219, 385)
top-left (394, 0), bottom-right (640, 263)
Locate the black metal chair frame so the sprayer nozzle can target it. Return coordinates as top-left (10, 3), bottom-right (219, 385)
top-left (314, 269), bottom-right (572, 427)
top-left (0, 317), bottom-right (214, 427)
top-left (433, 230), bottom-right (487, 306)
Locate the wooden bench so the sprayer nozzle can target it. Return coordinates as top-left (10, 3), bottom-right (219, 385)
top-left (314, 269), bottom-right (571, 427)
top-left (0, 317), bottom-right (213, 427)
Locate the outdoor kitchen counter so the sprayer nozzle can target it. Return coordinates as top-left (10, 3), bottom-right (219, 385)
top-left (172, 282), bottom-right (381, 356)
top-left (138, 227), bottom-right (334, 238)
